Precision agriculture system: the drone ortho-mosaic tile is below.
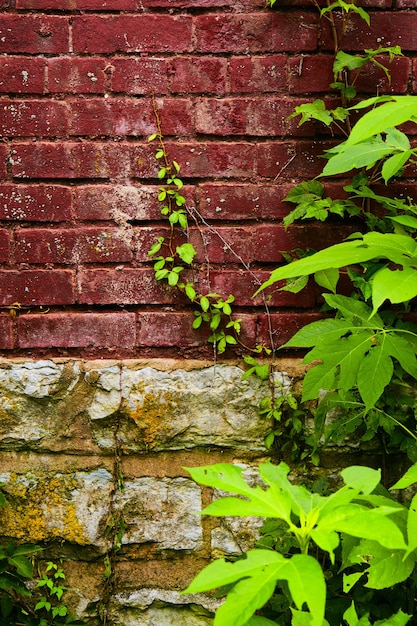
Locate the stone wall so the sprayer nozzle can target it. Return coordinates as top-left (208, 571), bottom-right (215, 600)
top-left (0, 357), bottom-right (298, 624)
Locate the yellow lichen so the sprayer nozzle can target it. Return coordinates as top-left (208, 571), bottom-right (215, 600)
top-left (0, 472), bottom-right (87, 544)
top-left (125, 392), bottom-right (178, 448)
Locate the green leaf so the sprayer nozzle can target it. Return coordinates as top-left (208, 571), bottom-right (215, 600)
top-left (359, 540), bottom-right (415, 589)
top-left (346, 96), bottom-right (417, 147)
top-left (317, 504), bottom-right (407, 550)
top-left (321, 138), bottom-right (394, 177)
top-left (405, 492), bottom-right (417, 555)
top-left (200, 296), bottom-right (210, 312)
top-left (391, 463), bottom-right (417, 489)
top-left (371, 267), bottom-right (417, 314)
top-left (381, 150), bottom-right (413, 183)
top-left (185, 463), bottom-right (293, 521)
top-left (176, 243), bottom-right (196, 265)
top-left (8, 555), bottom-right (33, 578)
top-left (383, 333), bottom-right (417, 379)
top-left (284, 319), bottom-right (354, 348)
top-left (314, 268), bottom-right (339, 293)
top-left (388, 215), bottom-right (417, 230)
top-left (357, 343), bottom-right (394, 409)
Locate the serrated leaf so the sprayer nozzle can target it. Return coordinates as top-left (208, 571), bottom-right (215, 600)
top-left (383, 333), bottom-right (417, 379)
top-left (321, 138), bottom-right (394, 177)
top-left (284, 319), bottom-right (353, 348)
top-left (324, 293), bottom-right (383, 327)
top-left (361, 541), bottom-right (415, 589)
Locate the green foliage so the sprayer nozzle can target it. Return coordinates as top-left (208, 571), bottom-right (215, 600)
top-left (184, 461), bottom-right (417, 626)
top-left (148, 118), bottom-right (240, 354)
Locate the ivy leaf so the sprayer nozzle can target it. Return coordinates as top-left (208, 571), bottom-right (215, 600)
top-left (176, 243), bottom-right (196, 265)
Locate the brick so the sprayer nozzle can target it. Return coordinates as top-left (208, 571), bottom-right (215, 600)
top-left (73, 184), bottom-right (172, 221)
top-left (194, 13), bottom-right (318, 53)
top-left (137, 312), bottom-right (206, 347)
top-left (0, 57), bottom-right (46, 94)
top-left (289, 55), bottom-right (334, 94)
top-left (47, 58), bottom-right (107, 94)
top-left (397, 0), bottom-right (417, 7)
top-left (72, 15), bottom-right (192, 54)
top-left (257, 141), bottom-right (335, 180)
top-left (17, 0), bottom-right (140, 7)
top-left (205, 270), bottom-right (316, 307)
top-left (0, 146), bottom-right (7, 181)
top-left (189, 226), bottom-right (255, 264)
top-left (0, 185), bottom-right (72, 221)
top-left (0, 16), bottom-right (69, 54)
top-left (111, 59), bottom-right (168, 95)
top-left (0, 315), bottom-right (14, 350)
top-left (142, 0), bottom-right (262, 6)
top-left (321, 13), bottom-right (417, 52)
top-left (197, 183), bottom-right (293, 220)
top-left (14, 228), bottom-right (133, 264)
top-left (11, 142), bottom-right (155, 180)
top-left (134, 226), bottom-right (177, 262)
top-left (256, 223), bottom-right (353, 262)
top-left (0, 100), bottom-right (69, 137)
top-left (257, 312), bottom-right (324, 349)
top-left (69, 98), bottom-right (192, 138)
top-left (195, 97), bottom-right (314, 137)
top-left (352, 56), bottom-right (411, 94)
top-left (0, 270), bottom-right (74, 306)
top-left (0, 230), bottom-right (10, 262)
top-left (18, 312), bottom-right (136, 348)
top-left (170, 57), bottom-right (227, 95)
top-left (137, 311), bottom-right (256, 347)
top-left (79, 269), bottom-right (180, 305)
top-left (165, 142), bottom-right (256, 178)
top-left (229, 55), bottom-right (287, 93)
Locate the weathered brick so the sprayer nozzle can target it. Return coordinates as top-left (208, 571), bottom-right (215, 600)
top-left (170, 57), bottom-right (227, 95)
top-left (47, 58), bottom-right (107, 94)
top-left (11, 142), bottom-right (155, 180)
top-left (18, 312), bottom-right (136, 348)
top-left (257, 312), bottom-right (324, 348)
top-left (321, 13), bottom-right (417, 51)
top-left (72, 15), bottom-right (192, 54)
top-left (0, 315), bottom-right (14, 350)
top-left (205, 270), bottom-right (316, 307)
top-left (165, 142), bottom-right (256, 178)
top-left (111, 59), bottom-right (168, 95)
top-left (397, 0), bottom-right (417, 7)
top-left (0, 16), bottom-right (69, 54)
top-left (257, 141), bottom-right (335, 180)
top-left (0, 57), bottom-right (46, 94)
top-left (189, 226), bottom-right (255, 264)
top-left (352, 56), bottom-right (411, 94)
top-left (73, 184), bottom-right (171, 221)
top-left (0, 146), bottom-right (7, 181)
top-left (14, 228), bottom-right (133, 264)
top-left (0, 270), bottom-right (74, 306)
top-left (137, 311), bottom-right (256, 347)
top-left (194, 13), bottom-right (318, 53)
top-left (289, 55), bottom-right (334, 94)
top-left (79, 269), bottom-right (179, 305)
top-left (256, 223), bottom-right (353, 262)
top-left (195, 97), bottom-right (314, 137)
top-left (142, 0), bottom-right (262, 6)
top-left (137, 312), bottom-right (206, 347)
top-left (0, 230), bottom-right (10, 262)
top-left (0, 100), bottom-right (69, 137)
top-left (0, 185), bottom-right (72, 221)
top-left (414, 59), bottom-right (417, 93)
top-left (229, 55), bottom-right (287, 93)
top-left (16, 0), bottom-right (140, 7)
top-left (197, 183), bottom-right (292, 220)
top-left (69, 98), bottom-right (192, 137)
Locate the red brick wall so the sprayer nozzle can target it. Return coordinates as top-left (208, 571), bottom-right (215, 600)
top-left (0, 0), bottom-right (416, 358)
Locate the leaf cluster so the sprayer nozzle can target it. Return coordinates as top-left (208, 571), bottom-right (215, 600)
top-left (184, 461), bottom-right (417, 626)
